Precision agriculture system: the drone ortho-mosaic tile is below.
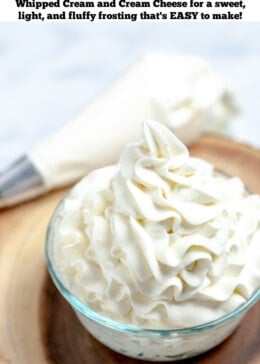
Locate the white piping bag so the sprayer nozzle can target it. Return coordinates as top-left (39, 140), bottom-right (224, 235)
top-left (0, 52), bottom-right (237, 208)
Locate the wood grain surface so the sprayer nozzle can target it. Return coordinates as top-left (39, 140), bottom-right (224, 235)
top-left (0, 134), bottom-right (259, 364)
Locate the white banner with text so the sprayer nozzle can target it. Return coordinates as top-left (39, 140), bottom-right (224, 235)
top-left (0, 0), bottom-right (259, 22)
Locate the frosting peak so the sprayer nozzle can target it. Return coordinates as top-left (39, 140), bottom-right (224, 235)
top-left (142, 120), bottom-right (189, 160)
top-left (114, 121), bottom-right (219, 225)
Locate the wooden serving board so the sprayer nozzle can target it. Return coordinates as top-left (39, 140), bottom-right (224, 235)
top-left (0, 135), bottom-right (259, 364)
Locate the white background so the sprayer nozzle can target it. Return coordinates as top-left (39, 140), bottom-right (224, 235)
top-left (0, 22), bottom-right (259, 171)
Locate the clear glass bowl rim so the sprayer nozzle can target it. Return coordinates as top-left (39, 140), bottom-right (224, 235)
top-left (45, 170), bottom-right (260, 338)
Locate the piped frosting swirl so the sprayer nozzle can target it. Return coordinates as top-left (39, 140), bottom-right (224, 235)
top-left (53, 121), bottom-right (260, 328)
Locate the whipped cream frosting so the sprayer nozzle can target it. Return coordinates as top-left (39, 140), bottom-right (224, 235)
top-left (53, 121), bottom-right (259, 329)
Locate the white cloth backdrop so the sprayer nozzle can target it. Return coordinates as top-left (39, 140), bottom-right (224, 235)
top-left (0, 22), bottom-right (259, 171)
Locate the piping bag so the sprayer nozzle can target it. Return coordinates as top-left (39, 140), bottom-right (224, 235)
top-left (0, 52), bottom-right (237, 208)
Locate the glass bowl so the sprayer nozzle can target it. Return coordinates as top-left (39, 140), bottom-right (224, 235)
top-left (45, 182), bottom-right (260, 362)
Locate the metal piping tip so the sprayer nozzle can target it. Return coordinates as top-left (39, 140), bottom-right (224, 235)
top-left (0, 155), bottom-right (47, 209)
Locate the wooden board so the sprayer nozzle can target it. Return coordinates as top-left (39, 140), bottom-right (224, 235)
top-left (0, 134), bottom-right (259, 364)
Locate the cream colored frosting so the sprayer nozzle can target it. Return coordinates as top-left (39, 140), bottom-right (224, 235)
top-left (53, 121), bottom-right (259, 329)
